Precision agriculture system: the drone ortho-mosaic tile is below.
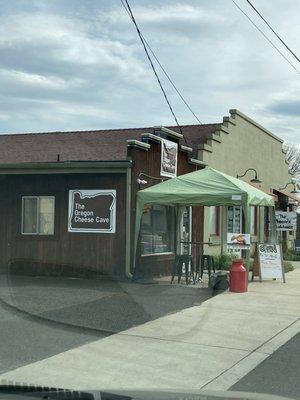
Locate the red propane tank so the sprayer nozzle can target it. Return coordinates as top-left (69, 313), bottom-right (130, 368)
top-left (229, 259), bottom-right (248, 293)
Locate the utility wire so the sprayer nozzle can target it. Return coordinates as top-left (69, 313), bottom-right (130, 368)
top-left (121, 0), bottom-right (183, 134)
top-left (121, 0), bottom-right (203, 124)
top-left (245, 0), bottom-right (300, 64)
top-left (231, 0), bottom-right (299, 73)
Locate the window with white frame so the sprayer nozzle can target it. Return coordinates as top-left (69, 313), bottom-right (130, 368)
top-left (22, 196), bottom-right (55, 235)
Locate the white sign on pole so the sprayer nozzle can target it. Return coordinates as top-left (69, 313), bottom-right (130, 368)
top-left (258, 243), bottom-right (285, 281)
top-left (275, 211), bottom-right (297, 231)
top-left (227, 233), bottom-right (250, 250)
top-left (160, 138), bottom-right (178, 178)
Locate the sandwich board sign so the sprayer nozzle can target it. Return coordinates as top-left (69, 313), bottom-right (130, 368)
top-left (257, 243), bottom-right (285, 282)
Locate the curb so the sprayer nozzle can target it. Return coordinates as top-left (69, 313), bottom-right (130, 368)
top-left (201, 318), bottom-right (300, 391)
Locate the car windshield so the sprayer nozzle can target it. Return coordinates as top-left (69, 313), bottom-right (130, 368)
top-left (0, 1), bottom-right (299, 400)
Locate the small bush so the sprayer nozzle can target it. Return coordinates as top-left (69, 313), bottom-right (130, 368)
top-left (214, 253), bottom-right (239, 270)
top-left (283, 260), bottom-right (294, 273)
top-left (283, 249), bottom-right (300, 261)
top-left (214, 254), bottom-right (254, 271)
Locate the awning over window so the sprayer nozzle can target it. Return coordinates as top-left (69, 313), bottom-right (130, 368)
top-left (274, 189), bottom-right (300, 204)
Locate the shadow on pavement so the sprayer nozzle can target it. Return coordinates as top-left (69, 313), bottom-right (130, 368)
top-left (0, 274), bottom-right (212, 335)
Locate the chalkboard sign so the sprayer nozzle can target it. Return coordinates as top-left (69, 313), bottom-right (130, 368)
top-left (257, 243), bottom-right (285, 282)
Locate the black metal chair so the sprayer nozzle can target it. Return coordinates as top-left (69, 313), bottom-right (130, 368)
top-left (171, 254), bottom-right (194, 285)
top-left (200, 254), bottom-right (215, 279)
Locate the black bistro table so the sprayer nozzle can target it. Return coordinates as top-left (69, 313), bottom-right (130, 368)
top-left (171, 241), bottom-right (213, 285)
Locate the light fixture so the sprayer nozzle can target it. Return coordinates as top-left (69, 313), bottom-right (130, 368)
top-left (137, 172), bottom-right (164, 187)
top-left (137, 178), bottom-right (148, 185)
top-left (279, 181), bottom-right (297, 193)
top-left (236, 168), bottom-right (262, 184)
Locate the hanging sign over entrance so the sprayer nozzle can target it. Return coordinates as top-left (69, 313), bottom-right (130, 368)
top-left (257, 243), bottom-right (285, 281)
top-left (275, 211), bottom-right (297, 231)
top-left (68, 190), bottom-right (116, 233)
top-left (160, 138), bottom-right (178, 178)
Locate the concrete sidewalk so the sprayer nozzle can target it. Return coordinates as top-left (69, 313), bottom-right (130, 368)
top-left (0, 266), bottom-right (299, 392)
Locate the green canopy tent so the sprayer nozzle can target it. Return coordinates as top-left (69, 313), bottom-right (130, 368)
top-left (133, 167), bottom-right (276, 273)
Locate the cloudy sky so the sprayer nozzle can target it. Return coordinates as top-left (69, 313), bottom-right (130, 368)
top-left (0, 0), bottom-right (299, 144)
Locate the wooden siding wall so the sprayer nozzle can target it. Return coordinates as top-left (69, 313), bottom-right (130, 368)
top-left (0, 173), bottom-right (126, 277)
top-left (129, 140), bottom-right (204, 277)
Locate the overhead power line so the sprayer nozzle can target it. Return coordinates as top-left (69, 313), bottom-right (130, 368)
top-left (120, 0), bottom-right (203, 124)
top-left (231, 0), bottom-right (299, 73)
top-left (245, 0), bottom-right (300, 64)
top-left (121, 0), bottom-right (183, 134)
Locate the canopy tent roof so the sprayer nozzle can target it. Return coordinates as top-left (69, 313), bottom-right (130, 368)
top-left (133, 168), bottom-right (276, 270)
top-left (136, 167), bottom-right (275, 207)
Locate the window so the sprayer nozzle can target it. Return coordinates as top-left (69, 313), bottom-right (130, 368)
top-left (209, 206), bottom-right (220, 235)
top-left (227, 205), bottom-right (242, 233)
top-left (141, 205), bottom-right (175, 255)
top-left (250, 206), bottom-right (257, 235)
top-left (22, 196), bottom-right (55, 235)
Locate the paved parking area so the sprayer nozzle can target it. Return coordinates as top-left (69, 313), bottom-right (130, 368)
top-left (1, 274), bottom-right (211, 333)
top-left (0, 273), bottom-right (212, 373)
top-left (1, 268), bottom-right (298, 393)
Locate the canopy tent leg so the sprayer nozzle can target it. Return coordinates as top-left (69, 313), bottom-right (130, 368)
top-left (243, 203), bottom-right (251, 281)
top-left (269, 206), bottom-right (277, 244)
top-left (220, 206), bottom-right (227, 255)
top-left (132, 199), bottom-right (145, 279)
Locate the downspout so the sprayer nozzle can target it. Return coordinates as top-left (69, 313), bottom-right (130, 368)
top-left (125, 166), bottom-right (132, 279)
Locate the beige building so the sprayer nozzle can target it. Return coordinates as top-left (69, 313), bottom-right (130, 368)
top-left (193, 109), bottom-right (293, 255)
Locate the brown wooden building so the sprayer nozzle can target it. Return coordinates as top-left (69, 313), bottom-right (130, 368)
top-left (0, 125), bottom-right (213, 279)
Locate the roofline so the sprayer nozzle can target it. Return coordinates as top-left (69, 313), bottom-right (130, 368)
top-left (229, 109), bottom-right (284, 143)
top-left (154, 126), bottom-right (183, 139)
top-left (189, 158), bottom-right (208, 166)
top-left (0, 127), bottom-right (156, 137)
top-left (0, 123), bottom-right (221, 138)
top-left (0, 160), bottom-right (132, 174)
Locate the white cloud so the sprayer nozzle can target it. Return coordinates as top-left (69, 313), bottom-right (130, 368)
top-left (100, 3), bottom-right (223, 25)
top-left (0, 11), bottom-right (152, 84)
top-left (0, 0), bottom-right (299, 143)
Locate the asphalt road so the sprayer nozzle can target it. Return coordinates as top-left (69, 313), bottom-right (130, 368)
top-left (230, 332), bottom-right (300, 400)
top-left (0, 274), bottom-right (211, 374)
top-left (0, 299), bottom-right (101, 375)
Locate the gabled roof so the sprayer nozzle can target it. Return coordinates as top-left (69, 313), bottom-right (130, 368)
top-left (0, 124), bottom-right (219, 164)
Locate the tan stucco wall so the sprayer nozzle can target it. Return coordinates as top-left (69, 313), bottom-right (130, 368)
top-left (198, 109), bottom-right (292, 257)
top-left (199, 109), bottom-right (291, 190)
